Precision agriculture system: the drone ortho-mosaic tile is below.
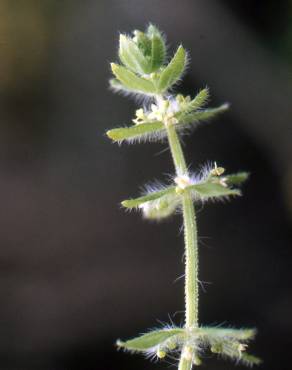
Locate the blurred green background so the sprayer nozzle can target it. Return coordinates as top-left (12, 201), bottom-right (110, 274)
top-left (0, 1), bottom-right (291, 369)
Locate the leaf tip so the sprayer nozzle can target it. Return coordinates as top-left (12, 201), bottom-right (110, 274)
top-left (106, 129), bottom-right (117, 141)
top-left (119, 34), bottom-right (127, 42)
top-left (221, 102), bottom-right (230, 111)
top-left (116, 339), bottom-right (124, 348)
top-left (111, 63), bottom-right (118, 73)
top-left (121, 200), bottom-right (129, 208)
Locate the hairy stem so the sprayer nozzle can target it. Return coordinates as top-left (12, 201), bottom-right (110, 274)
top-left (165, 123), bottom-right (188, 175)
top-left (178, 356), bottom-right (192, 370)
top-left (165, 120), bottom-right (199, 370)
top-left (182, 192), bottom-right (198, 328)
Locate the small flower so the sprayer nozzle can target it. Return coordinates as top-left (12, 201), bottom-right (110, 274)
top-left (210, 162), bottom-right (225, 176)
top-left (174, 175), bottom-right (192, 190)
top-left (218, 177), bottom-right (228, 188)
top-left (148, 103), bottom-right (164, 121)
top-left (156, 348), bottom-right (166, 359)
top-left (238, 343), bottom-right (248, 352)
top-left (133, 108), bottom-right (147, 124)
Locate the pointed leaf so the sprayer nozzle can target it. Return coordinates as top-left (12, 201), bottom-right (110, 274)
top-left (189, 326), bottom-right (260, 366)
top-left (188, 88), bottom-right (210, 111)
top-left (106, 121), bottom-right (164, 143)
top-left (122, 186), bottom-right (181, 220)
top-left (197, 327), bottom-right (256, 341)
top-left (109, 78), bottom-right (132, 94)
top-left (178, 88), bottom-right (210, 116)
top-left (122, 186), bottom-right (176, 209)
top-left (134, 30), bottom-right (152, 56)
top-left (189, 182), bottom-right (241, 199)
top-left (178, 104), bottom-right (229, 126)
top-left (157, 45), bottom-right (186, 93)
top-left (111, 63), bottom-right (156, 95)
top-left (219, 341), bottom-right (245, 359)
top-left (215, 340), bottom-right (261, 367)
top-left (150, 35), bottom-right (166, 71)
top-left (119, 35), bottom-right (150, 74)
top-left (117, 328), bottom-right (185, 352)
top-left (240, 353), bottom-right (262, 366)
top-left (225, 172), bottom-right (249, 186)
top-left (146, 24), bottom-right (166, 72)
top-left (141, 196), bottom-right (179, 220)
top-left (147, 24), bottom-right (162, 38)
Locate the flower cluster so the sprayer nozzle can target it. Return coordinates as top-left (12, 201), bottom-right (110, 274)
top-left (133, 98), bottom-right (179, 126)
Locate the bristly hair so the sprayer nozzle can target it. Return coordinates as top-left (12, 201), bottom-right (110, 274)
top-left (166, 48), bottom-right (190, 95)
top-left (109, 78), bottom-right (157, 103)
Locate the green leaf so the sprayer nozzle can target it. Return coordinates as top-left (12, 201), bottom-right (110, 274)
top-left (111, 63), bottom-right (156, 95)
top-left (188, 326), bottom-right (260, 367)
top-left (117, 328), bottom-right (185, 352)
top-left (119, 35), bottom-right (150, 75)
top-left (189, 182), bottom-right (241, 199)
top-left (146, 24), bottom-right (162, 38)
top-left (197, 327), bottom-right (256, 341)
top-left (240, 353), bottom-right (262, 366)
top-left (133, 30), bottom-right (152, 56)
top-left (142, 195), bottom-right (180, 220)
top-left (179, 88), bottom-right (210, 115)
top-left (122, 186), bottom-right (181, 220)
top-left (225, 172), bottom-right (249, 186)
top-left (178, 103), bottom-right (229, 126)
top-left (157, 45), bottom-right (186, 93)
top-left (147, 24), bottom-right (165, 42)
top-left (122, 186), bottom-right (176, 208)
top-left (109, 78), bottom-right (133, 94)
top-left (106, 121), bottom-right (164, 143)
top-left (188, 88), bottom-right (210, 110)
top-left (146, 24), bottom-right (166, 72)
top-left (150, 35), bottom-right (166, 71)
top-left (216, 341), bottom-right (262, 366)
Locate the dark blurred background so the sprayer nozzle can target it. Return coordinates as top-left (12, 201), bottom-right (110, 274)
top-left (0, 0), bottom-right (291, 369)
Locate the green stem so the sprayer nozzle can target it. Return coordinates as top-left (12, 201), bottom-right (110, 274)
top-left (165, 123), bottom-right (188, 175)
top-left (178, 357), bottom-right (192, 370)
top-left (182, 192), bottom-right (199, 328)
top-left (165, 120), bottom-right (199, 370)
